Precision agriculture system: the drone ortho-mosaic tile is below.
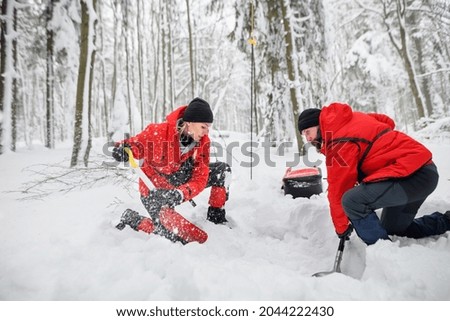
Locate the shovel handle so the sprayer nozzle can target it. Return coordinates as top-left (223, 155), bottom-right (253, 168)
top-left (337, 236), bottom-right (346, 251)
top-left (333, 237), bottom-right (347, 272)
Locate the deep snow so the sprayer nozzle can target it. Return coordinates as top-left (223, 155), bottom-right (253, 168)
top-left (0, 129), bottom-right (449, 301)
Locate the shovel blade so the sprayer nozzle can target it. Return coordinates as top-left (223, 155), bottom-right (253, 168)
top-left (312, 238), bottom-right (346, 277)
top-left (312, 270), bottom-right (339, 277)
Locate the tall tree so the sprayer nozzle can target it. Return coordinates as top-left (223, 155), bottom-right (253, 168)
top-left (136, 0), bottom-right (145, 130)
top-left (185, 0), bottom-right (195, 97)
top-left (0, 0), bottom-right (16, 154)
top-left (280, 0), bottom-right (303, 153)
top-left (45, 0), bottom-right (55, 149)
top-left (11, 3), bottom-right (17, 151)
top-left (392, 0), bottom-right (426, 118)
top-left (83, 0), bottom-right (98, 166)
top-left (0, 0), bottom-right (7, 154)
top-left (123, 0), bottom-right (134, 135)
top-left (70, 0), bottom-right (96, 167)
top-left (356, 0), bottom-right (426, 118)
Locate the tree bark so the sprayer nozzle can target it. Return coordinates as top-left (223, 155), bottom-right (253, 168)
top-left (279, 0), bottom-right (304, 154)
top-left (166, 0), bottom-right (174, 110)
top-left (0, 0), bottom-right (7, 154)
top-left (124, 1), bottom-right (133, 135)
top-left (0, 0), bottom-right (16, 154)
top-left (70, 0), bottom-right (90, 167)
top-left (11, 4), bottom-right (17, 151)
top-left (137, 0), bottom-right (145, 130)
top-left (396, 0), bottom-right (425, 119)
top-left (83, 0), bottom-right (98, 167)
top-left (186, 0), bottom-right (195, 97)
top-left (45, 0), bottom-right (54, 149)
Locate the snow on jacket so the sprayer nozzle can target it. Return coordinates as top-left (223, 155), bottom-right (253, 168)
top-left (122, 105), bottom-right (210, 200)
top-left (319, 102), bottom-right (432, 234)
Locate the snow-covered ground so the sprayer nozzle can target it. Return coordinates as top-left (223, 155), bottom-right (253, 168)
top-left (0, 129), bottom-right (449, 301)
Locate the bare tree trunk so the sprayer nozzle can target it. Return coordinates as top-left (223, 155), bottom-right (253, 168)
top-left (161, 0), bottom-right (167, 118)
top-left (413, 37), bottom-right (433, 117)
top-left (70, 0), bottom-right (90, 167)
top-left (185, 0), bottom-right (195, 97)
top-left (0, 0), bottom-right (16, 154)
top-left (0, 0), bottom-right (7, 154)
top-left (83, 0), bottom-right (98, 167)
top-left (396, 0), bottom-right (425, 119)
top-left (382, 0), bottom-right (426, 119)
top-left (109, 0), bottom-right (120, 139)
top-left (97, 0), bottom-right (110, 140)
top-left (17, 55), bottom-right (30, 147)
top-left (150, 0), bottom-right (160, 123)
top-left (411, 8), bottom-right (433, 117)
top-left (11, 4), bottom-right (17, 151)
top-left (279, 0), bottom-right (304, 154)
top-left (166, 0), bottom-right (174, 110)
top-left (123, 1), bottom-right (133, 134)
top-left (137, 0), bottom-right (145, 130)
top-left (45, 0), bottom-right (54, 149)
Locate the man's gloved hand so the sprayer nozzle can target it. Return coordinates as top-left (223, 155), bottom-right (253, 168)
top-left (112, 143), bottom-right (131, 162)
top-left (150, 189), bottom-right (184, 208)
top-left (337, 224), bottom-right (353, 240)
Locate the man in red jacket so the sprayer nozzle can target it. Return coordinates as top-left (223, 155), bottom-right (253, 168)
top-left (112, 98), bottom-right (231, 243)
top-left (298, 102), bottom-right (450, 245)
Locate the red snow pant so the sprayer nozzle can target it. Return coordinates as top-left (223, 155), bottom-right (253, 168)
top-left (206, 162), bottom-right (231, 209)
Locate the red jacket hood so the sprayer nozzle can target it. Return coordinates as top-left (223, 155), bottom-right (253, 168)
top-left (320, 102), bottom-right (353, 133)
top-left (166, 105), bottom-right (188, 125)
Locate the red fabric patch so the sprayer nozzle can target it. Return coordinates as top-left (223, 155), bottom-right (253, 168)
top-left (137, 218), bottom-right (155, 234)
top-left (209, 186), bottom-right (227, 208)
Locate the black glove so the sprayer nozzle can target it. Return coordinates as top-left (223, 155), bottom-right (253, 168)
top-left (150, 189), bottom-right (184, 208)
top-left (337, 224), bottom-right (353, 240)
top-left (112, 143), bottom-right (131, 162)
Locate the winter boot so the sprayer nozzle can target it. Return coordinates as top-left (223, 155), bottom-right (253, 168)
top-left (116, 209), bottom-right (147, 231)
top-left (445, 211), bottom-right (450, 229)
top-left (351, 212), bottom-right (390, 245)
top-left (207, 206), bottom-right (227, 224)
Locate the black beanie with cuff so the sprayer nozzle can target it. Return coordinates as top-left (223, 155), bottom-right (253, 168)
top-left (183, 98), bottom-right (214, 123)
top-left (298, 108), bottom-right (321, 132)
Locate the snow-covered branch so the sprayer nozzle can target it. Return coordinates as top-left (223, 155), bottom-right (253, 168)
top-left (9, 154), bottom-right (137, 201)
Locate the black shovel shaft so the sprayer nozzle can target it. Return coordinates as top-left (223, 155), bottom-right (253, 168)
top-left (312, 237), bottom-right (347, 277)
top-left (337, 236), bottom-right (346, 251)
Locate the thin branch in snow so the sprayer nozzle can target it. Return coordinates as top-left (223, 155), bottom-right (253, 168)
top-left (7, 154), bottom-right (137, 201)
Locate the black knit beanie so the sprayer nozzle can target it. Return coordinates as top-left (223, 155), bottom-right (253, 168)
top-left (183, 97), bottom-right (214, 123)
top-left (298, 108), bottom-right (321, 132)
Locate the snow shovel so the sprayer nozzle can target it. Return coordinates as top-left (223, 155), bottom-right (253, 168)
top-left (312, 237), bottom-right (346, 277)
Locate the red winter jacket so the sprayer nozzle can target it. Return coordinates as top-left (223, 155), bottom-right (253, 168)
top-left (319, 103), bottom-right (432, 234)
top-left (121, 106), bottom-right (210, 200)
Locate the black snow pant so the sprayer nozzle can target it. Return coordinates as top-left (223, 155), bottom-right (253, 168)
top-left (139, 161), bottom-right (231, 242)
top-left (341, 163), bottom-right (450, 245)
top-left (140, 161), bottom-right (231, 218)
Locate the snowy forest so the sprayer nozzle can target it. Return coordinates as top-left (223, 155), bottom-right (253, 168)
top-left (1, 0), bottom-right (450, 304)
top-left (0, 0), bottom-right (449, 164)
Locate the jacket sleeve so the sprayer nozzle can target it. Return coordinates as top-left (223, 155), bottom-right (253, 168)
top-left (177, 141), bottom-right (210, 200)
top-left (326, 141), bottom-right (359, 234)
top-left (118, 124), bottom-right (175, 193)
top-left (368, 113), bottom-right (395, 129)
top-left (117, 123), bottom-right (160, 160)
